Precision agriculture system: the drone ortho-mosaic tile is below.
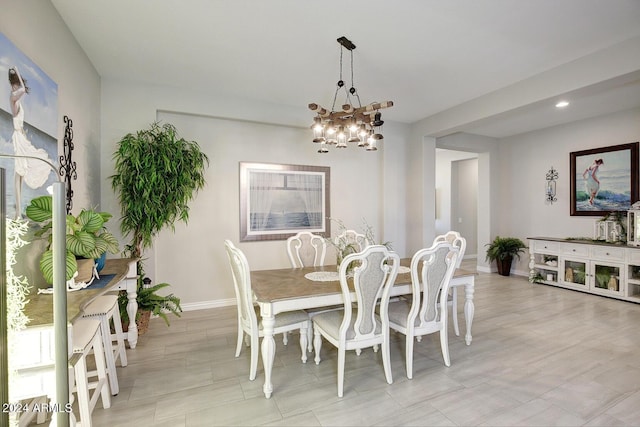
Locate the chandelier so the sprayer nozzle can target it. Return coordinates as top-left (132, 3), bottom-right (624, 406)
top-left (309, 36), bottom-right (394, 153)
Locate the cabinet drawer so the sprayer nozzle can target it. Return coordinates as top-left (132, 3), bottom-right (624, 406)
top-left (591, 246), bottom-right (625, 262)
top-left (531, 240), bottom-right (559, 253)
top-left (628, 249), bottom-right (640, 264)
top-left (561, 244), bottom-right (590, 257)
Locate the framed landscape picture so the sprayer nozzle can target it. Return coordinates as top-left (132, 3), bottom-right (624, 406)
top-left (239, 162), bottom-right (330, 241)
top-left (570, 142), bottom-right (639, 216)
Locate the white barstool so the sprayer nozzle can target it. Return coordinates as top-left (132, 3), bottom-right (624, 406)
top-left (71, 318), bottom-right (111, 426)
top-left (81, 294), bottom-right (128, 395)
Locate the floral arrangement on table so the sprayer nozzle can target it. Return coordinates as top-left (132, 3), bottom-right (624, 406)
top-left (326, 218), bottom-right (392, 270)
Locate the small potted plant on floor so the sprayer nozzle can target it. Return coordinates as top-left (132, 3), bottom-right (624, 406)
top-left (25, 195), bottom-right (119, 285)
top-left (118, 279), bottom-right (182, 334)
top-left (485, 236), bottom-right (526, 276)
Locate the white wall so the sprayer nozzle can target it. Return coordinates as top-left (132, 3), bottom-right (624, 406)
top-left (498, 108), bottom-right (640, 275)
top-left (9, 2), bottom-right (640, 304)
top-left (434, 149), bottom-right (478, 240)
top-left (1, 1), bottom-right (101, 209)
top-left (99, 80), bottom-right (411, 308)
top-left (2, 1), bottom-right (101, 287)
top-left (452, 158), bottom-right (478, 257)
top-left (436, 133), bottom-right (500, 270)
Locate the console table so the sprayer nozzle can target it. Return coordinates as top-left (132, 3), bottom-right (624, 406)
top-left (528, 237), bottom-right (640, 303)
top-left (9, 259), bottom-right (137, 424)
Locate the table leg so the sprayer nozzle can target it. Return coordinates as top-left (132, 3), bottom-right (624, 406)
top-left (125, 278), bottom-right (139, 349)
top-left (464, 280), bottom-right (475, 345)
top-left (261, 312), bottom-right (276, 399)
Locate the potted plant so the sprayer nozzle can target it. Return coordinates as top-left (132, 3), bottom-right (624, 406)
top-left (485, 236), bottom-right (526, 276)
top-left (110, 121), bottom-right (208, 327)
top-left (118, 280), bottom-right (182, 334)
top-left (25, 195), bottom-right (119, 284)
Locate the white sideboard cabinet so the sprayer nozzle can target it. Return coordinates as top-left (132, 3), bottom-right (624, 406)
top-left (529, 237), bottom-right (640, 303)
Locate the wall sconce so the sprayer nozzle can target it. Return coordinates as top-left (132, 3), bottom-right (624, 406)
top-left (546, 166), bottom-right (558, 204)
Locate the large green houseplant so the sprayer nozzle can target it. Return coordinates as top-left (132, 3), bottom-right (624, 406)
top-left (110, 122), bottom-right (209, 326)
top-left (25, 195), bottom-right (119, 284)
top-left (485, 236), bottom-right (526, 276)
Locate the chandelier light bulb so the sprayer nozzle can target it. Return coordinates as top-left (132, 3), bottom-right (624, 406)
top-left (337, 127), bottom-right (347, 147)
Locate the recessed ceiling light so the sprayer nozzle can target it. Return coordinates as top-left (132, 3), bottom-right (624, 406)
top-left (555, 100), bottom-right (570, 108)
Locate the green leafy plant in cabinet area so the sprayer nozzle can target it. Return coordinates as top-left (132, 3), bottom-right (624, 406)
top-left (25, 195), bottom-right (119, 284)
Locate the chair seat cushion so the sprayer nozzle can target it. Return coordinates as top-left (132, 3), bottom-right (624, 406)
top-left (256, 309), bottom-right (309, 331)
top-left (313, 309), bottom-right (381, 340)
top-left (305, 305), bottom-right (343, 316)
top-left (71, 318), bottom-right (101, 352)
top-left (387, 300), bottom-right (416, 327)
top-left (83, 294), bottom-right (118, 316)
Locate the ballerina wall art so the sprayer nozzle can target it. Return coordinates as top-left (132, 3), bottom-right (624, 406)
top-left (570, 142), bottom-right (639, 216)
top-left (0, 32), bottom-right (58, 219)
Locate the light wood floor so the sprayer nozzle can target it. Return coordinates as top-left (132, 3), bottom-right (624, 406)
top-left (88, 262), bottom-right (640, 426)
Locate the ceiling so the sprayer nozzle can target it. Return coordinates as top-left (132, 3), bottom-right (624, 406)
top-left (50, 0), bottom-right (640, 138)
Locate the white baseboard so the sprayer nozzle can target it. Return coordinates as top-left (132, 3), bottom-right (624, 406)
top-left (180, 298), bottom-right (236, 312)
top-left (476, 265), bottom-right (492, 273)
top-left (476, 265), bottom-right (528, 277)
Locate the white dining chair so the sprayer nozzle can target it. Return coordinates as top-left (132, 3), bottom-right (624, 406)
top-left (312, 245), bottom-right (400, 397)
top-left (388, 241), bottom-right (459, 379)
top-left (287, 231), bottom-right (327, 268)
top-left (335, 229), bottom-right (368, 253)
top-left (224, 240), bottom-right (310, 380)
top-left (285, 231), bottom-right (337, 351)
top-left (434, 231), bottom-right (466, 336)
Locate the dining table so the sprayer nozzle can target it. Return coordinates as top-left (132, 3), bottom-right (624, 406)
top-left (250, 258), bottom-right (476, 398)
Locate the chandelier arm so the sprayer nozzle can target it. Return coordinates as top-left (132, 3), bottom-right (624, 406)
top-left (308, 103), bottom-right (329, 117)
top-left (353, 101), bottom-right (394, 114)
top-left (309, 101), bottom-right (394, 124)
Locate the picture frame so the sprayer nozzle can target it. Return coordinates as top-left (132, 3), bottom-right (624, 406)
top-left (570, 142), bottom-right (639, 216)
top-left (239, 162), bottom-right (330, 241)
top-left (0, 32), bottom-right (59, 218)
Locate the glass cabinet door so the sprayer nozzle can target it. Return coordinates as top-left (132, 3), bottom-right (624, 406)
top-left (561, 259), bottom-right (587, 287)
top-left (591, 262), bottom-right (624, 296)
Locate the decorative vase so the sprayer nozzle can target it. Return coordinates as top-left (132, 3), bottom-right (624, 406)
top-left (76, 258), bottom-right (96, 283)
top-left (95, 252), bottom-right (107, 272)
top-left (565, 267), bottom-right (574, 282)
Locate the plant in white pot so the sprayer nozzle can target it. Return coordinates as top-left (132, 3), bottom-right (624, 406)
top-left (25, 195), bottom-right (119, 285)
